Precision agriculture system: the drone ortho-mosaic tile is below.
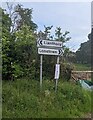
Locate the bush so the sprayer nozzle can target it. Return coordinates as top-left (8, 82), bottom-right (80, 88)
top-left (12, 63), bottom-right (24, 79)
top-left (60, 63), bottom-right (73, 81)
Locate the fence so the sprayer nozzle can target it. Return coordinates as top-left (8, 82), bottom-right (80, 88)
top-left (71, 71), bottom-right (93, 81)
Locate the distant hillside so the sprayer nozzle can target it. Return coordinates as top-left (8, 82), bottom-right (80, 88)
top-left (76, 33), bottom-right (91, 64)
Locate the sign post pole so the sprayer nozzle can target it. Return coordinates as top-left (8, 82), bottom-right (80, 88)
top-left (55, 56), bottom-right (59, 92)
top-left (40, 55), bottom-right (43, 90)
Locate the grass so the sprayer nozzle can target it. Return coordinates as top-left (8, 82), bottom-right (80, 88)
top-left (73, 63), bottom-right (91, 71)
top-left (0, 81), bottom-right (2, 120)
top-left (2, 78), bottom-right (91, 118)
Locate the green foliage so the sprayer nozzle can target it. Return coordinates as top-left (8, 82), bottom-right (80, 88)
top-left (2, 9), bottom-right (14, 80)
top-left (6, 3), bottom-right (37, 32)
top-left (2, 5), bottom-right (38, 80)
top-left (55, 27), bottom-right (72, 62)
top-left (2, 3), bottom-right (72, 82)
top-left (2, 79), bottom-right (91, 118)
top-left (14, 4), bottom-right (37, 31)
top-left (14, 24), bottom-right (37, 79)
top-left (43, 25), bottom-right (53, 39)
top-left (55, 27), bottom-right (71, 43)
top-left (12, 63), bottom-right (24, 78)
top-left (2, 2), bottom-right (72, 80)
top-left (60, 63), bottom-right (74, 81)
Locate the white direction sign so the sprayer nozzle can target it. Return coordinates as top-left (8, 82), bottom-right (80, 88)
top-left (37, 39), bottom-right (62, 48)
top-left (38, 48), bottom-right (62, 56)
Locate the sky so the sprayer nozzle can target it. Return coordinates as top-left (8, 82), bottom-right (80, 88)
top-left (1, 1), bottom-right (92, 51)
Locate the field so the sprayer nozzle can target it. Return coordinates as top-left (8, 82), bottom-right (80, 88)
top-left (73, 63), bottom-right (91, 71)
top-left (2, 78), bottom-right (91, 118)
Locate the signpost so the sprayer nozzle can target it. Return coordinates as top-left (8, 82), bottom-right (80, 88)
top-left (55, 56), bottom-right (60, 92)
top-left (37, 39), bottom-right (62, 48)
top-left (37, 39), bottom-right (63, 91)
top-left (55, 63), bottom-right (60, 92)
top-left (40, 55), bottom-right (43, 90)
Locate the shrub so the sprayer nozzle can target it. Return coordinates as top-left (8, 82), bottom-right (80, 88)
top-left (60, 63), bottom-right (73, 81)
top-left (12, 63), bottom-right (24, 79)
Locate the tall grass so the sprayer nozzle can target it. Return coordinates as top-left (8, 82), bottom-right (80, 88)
top-left (2, 79), bottom-right (91, 118)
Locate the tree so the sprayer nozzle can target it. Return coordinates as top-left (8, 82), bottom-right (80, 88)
top-left (2, 3), bottom-right (38, 80)
top-left (55, 27), bottom-right (71, 42)
top-left (6, 3), bottom-right (37, 32)
top-left (2, 8), bottom-right (14, 80)
top-left (55, 27), bottom-right (71, 61)
top-left (14, 4), bottom-right (37, 31)
top-left (14, 24), bottom-right (36, 78)
top-left (76, 33), bottom-right (91, 64)
top-left (37, 25), bottom-right (53, 40)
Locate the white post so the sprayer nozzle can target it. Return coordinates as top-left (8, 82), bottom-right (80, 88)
top-left (40, 55), bottom-right (43, 90)
top-left (55, 56), bottom-right (60, 92)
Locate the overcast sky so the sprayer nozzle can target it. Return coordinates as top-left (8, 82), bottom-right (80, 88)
top-left (2, 1), bottom-right (91, 51)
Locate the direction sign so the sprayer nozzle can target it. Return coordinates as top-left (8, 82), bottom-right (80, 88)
top-left (37, 39), bottom-right (62, 48)
top-left (38, 48), bottom-right (62, 56)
